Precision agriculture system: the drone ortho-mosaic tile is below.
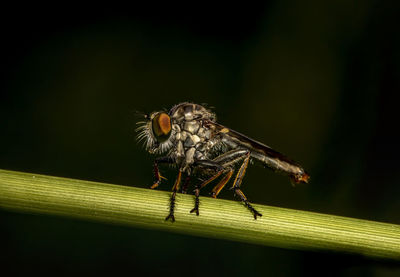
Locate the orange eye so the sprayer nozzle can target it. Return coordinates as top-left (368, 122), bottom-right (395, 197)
top-left (152, 112), bottom-right (172, 142)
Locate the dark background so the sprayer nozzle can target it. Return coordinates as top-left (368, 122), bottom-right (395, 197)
top-left (1, 2), bottom-right (399, 276)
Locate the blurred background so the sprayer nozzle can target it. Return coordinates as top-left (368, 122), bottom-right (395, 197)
top-left (1, 2), bottom-right (399, 276)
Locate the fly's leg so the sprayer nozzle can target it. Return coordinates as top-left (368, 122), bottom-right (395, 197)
top-left (210, 149), bottom-right (249, 198)
top-left (190, 160), bottom-right (224, 216)
top-left (165, 169), bottom-right (183, 222)
top-left (150, 156), bottom-right (174, 189)
top-left (190, 183), bottom-right (201, 216)
top-left (190, 170), bottom-right (223, 216)
top-left (231, 152), bottom-right (262, 219)
top-left (190, 150), bottom-right (248, 215)
top-left (211, 169), bottom-right (233, 198)
top-left (213, 149), bottom-right (249, 168)
top-left (234, 189), bottom-right (262, 219)
top-left (181, 175), bottom-right (191, 194)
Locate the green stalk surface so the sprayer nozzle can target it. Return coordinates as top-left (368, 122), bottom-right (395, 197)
top-left (1, 169), bottom-right (399, 260)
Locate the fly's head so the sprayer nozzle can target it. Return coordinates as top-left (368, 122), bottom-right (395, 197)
top-left (136, 111), bottom-right (174, 154)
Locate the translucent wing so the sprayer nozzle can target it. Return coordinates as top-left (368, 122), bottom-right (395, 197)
top-left (205, 120), bottom-right (310, 184)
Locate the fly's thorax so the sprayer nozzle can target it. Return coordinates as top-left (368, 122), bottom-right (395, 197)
top-left (171, 119), bottom-right (214, 166)
top-left (168, 103), bottom-right (223, 167)
top-left (169, 102), bottom-right (216, 123)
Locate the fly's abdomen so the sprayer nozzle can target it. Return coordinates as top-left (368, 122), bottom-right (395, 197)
top-left (251, 151), bottom-right (309, 184)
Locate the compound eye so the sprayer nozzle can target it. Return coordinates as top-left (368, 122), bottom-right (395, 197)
top-left (152, 112), bottom-right (172, 142)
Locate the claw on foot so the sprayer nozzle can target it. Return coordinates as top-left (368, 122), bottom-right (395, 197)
top-left (252, 210), bottom-right (262, 220)
top-left (151, 173), bottom-right (167, 190)
top-left (165, 214), bottom-right (175, 222)
top-left (190, 208), bottom-right (199, 216)
top-left (150, 183), bottom-right (159, 189)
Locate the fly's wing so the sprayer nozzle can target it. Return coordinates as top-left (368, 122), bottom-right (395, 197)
top-left (206, 121), bottom-right (310, 184)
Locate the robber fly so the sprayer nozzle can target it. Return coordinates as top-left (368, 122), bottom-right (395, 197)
top-left (136, 102), bottom-right (309, 222)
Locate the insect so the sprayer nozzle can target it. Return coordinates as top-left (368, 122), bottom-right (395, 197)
top-left (136, 102), bottom-right (309, 222)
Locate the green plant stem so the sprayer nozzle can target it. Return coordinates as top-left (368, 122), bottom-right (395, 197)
top-left (0, 169), bottom-right (399, 260)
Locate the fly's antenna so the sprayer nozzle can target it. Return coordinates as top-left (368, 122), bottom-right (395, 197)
top-left (133, 110), bottom-right (149, 120)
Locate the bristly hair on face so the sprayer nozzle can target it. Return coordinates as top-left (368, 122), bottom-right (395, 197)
top-left (135, 111), bottom-right (155, 152)
top-left (135, 111), bottom-right (175, 155)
